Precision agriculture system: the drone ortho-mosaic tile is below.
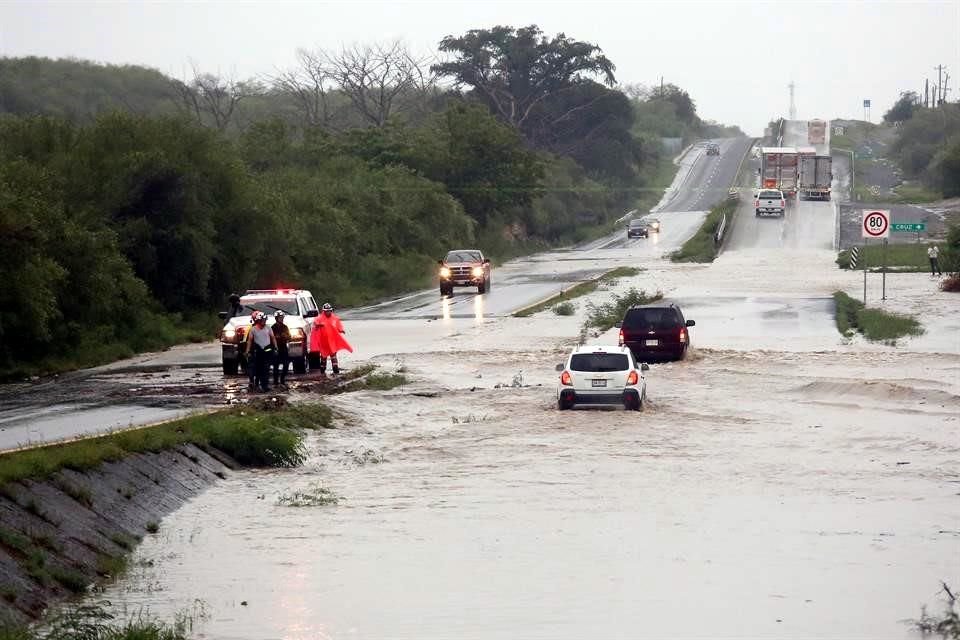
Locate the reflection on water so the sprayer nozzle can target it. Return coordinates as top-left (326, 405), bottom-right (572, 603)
top-left (474, 294), bottom-right (485, 324)
top-left (440, 295), bottom-right (451, 321)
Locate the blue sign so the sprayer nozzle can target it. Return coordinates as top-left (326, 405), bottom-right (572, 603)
top-left (863, 99), bottom-right (871, 108)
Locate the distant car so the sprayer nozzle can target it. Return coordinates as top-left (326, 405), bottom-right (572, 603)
top-left (556, 345), bottom-right (649, 411)
top-left (617, 302), bottom-right (695, 362)
top-left (438, 249), bottom-right (492, 296)
top-left (644, 217), bottom-right (662, 232)
top-left (627, 219), bottom-right (650, 238)
top-left (755, 189), bottom-right (786, 217)
top-left (706, 142), bottom-right (721, 156)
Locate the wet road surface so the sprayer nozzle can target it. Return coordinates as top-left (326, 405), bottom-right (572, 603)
top-left (91, 346), bottom-right (960, 639)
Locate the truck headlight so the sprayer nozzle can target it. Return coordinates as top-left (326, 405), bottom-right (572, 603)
top-left (471, 267), bottom-right (483, 277)
top-left (439, 267), bottom-right (451, 278)
top-left (289, 328), bottom-right (304, 340)
top-left (223, 328), bottom-right (236, 340)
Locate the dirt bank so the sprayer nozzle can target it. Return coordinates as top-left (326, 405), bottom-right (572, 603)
top-left (0, 444), bottom-right (233, 625)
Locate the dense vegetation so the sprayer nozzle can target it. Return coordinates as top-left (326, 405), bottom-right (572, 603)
top-left (0, 27), bottom-right (741, 376)
top-left (883, 93), bottom-right (960, 197)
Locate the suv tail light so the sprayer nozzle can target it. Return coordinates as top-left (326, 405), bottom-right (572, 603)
top-left (679, 327), bottom-right (688, 344)
top-left (618, 329), bottom-right (625, 346)
top-left (560, 371), bottom-right (572, 386)
top-left (627, 370), bottom-right (639, 385)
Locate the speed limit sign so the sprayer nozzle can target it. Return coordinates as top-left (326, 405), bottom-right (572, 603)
top-left (862, 209), bottom-right (890, 239)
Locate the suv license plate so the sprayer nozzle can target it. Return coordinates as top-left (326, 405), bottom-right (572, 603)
top-left (591, 379), bottom-right (607, 387)
top-left (645, 339), bottom-right (659, 346)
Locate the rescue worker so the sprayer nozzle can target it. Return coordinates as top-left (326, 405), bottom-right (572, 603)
top-left (246, 309), bottom-right (259, 388)
top-left (310, 303), bottom-right (352, 375)
top-left (244, 311), bottom-right (277, 392)
top-left (272, 310), bottom-right (292, 388)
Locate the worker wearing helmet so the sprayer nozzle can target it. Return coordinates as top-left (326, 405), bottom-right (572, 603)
top-left (271, 310), bottom-right (292, 388)
top-left (245, 311), bottom-right (277, 392)
top-left (310, 303), bottom-right (352, 375)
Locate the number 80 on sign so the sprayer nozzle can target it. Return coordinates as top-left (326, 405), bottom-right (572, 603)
top-left (862, 210), bottom-right (890, 239)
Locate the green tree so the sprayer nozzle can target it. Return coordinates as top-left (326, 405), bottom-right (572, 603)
top-left (432, 25), bottom-right (616, 144)
top-left (884, 91), bottom-right (919, 124)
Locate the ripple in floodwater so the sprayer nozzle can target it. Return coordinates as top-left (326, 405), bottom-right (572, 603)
top-left (85, 349), bottom-right (959, 639)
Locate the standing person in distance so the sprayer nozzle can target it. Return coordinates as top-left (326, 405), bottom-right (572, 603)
top-left (272, 310), bottom-right (292, 389)
top-left (928, 244), bottom-right (943, 277)
top-left (310, 303), bottom-right (352, 375)
top-left (245, 311), bottom-right (277, 392)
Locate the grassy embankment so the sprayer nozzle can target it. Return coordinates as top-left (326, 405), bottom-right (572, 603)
top-left (1, 314), bottom-right (220, 384)
top-left (0, 401), bottom-right (333, 637)
top-left (670, 198), bottom-right (737, 263)
top-left (832, 291), bottom-right (924, 341)
top-left (513, 267), bottom-right (643, 318)
top-left (836, 243), bottom-right (940, 272)
top-left (0, 402), bottom-right (331, 488)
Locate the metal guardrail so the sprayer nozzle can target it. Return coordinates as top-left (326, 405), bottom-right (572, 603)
top-left (714, 212), bottom-right (728, 247)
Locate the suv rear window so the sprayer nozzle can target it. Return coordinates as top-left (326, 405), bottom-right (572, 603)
top-left (570, 353), bottom-right (630, 372)
top-left (623, 307), bottom-right (681, 329)
top-left (758, 190), bottom-right (782, 199)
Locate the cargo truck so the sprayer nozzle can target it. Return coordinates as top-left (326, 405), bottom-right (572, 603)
top-left (798, 154), bottom-right (832, 200)
top-left (759, 147), bottom-right (799, 197)
top-left (808, 119), bottom-right (826, 145)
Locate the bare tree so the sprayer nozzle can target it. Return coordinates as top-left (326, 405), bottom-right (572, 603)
top-left (271, 48), bottom-right (336, 129)
top-left (325, 40), bottom-right (437, 127)
top-left (174, 65), bottom-right (260, 132)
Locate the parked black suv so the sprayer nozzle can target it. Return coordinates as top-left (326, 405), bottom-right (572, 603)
top-left (617, 302), bottom-right (695, 362)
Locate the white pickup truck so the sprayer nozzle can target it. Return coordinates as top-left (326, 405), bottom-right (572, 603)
top-left (754, 189), bottom-right (786, 217)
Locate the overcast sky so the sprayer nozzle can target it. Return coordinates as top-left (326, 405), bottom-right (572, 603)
top-left (1, 0), bottom-right (958, 135)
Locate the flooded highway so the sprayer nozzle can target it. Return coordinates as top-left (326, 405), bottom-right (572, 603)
top-left (88, 341), bottom-right (959, 639)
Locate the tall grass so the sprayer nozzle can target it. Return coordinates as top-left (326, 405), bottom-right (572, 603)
top-left (0, 403), bottom-right (332, 487)
top-left (671, 199), bottom-right (737, 263)
top-left (836, 243), bottom-right (940, 271)
top-left (832, 291), bottom-right (924, 341)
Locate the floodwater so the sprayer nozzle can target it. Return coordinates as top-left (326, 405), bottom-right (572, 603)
top-left (91, 344), bottom-right (960, 639)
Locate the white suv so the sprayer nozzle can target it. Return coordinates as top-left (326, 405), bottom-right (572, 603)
top-left (556, 345), bottom-right (649, 411)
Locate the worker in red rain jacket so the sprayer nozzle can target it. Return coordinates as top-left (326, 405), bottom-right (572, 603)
top-left (310, 303), bottom-right (352, 375)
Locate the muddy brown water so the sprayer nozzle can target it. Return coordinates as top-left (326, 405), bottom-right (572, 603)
top-left (78, 346), bottom-right (960, 639)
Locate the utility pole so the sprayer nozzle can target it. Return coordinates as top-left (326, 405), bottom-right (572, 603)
top-left (660, 76), bottom-right (664, 98)
top-left (925, 78), bottom-right (929, 108)
top-left (788, 81), bottom-right (796, 120)
top-left (936, 64), bottom-right (945, 105)
top-left (944, 73), bottom-right (951, 103)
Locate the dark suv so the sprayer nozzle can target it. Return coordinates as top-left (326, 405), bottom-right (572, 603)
top-left (627, 219), bottom-right (650, 238)
top-left (617, 302), bottom-right (695, 362)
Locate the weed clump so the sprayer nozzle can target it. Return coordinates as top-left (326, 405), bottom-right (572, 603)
top-left (583, 288), bottom-right (664, 332)
top-left (277, 483), bottom-right (342, 507)
top-left (553, 302), bottom-right (576, 316)
top-left (832, 291), bottom-right (924, 341)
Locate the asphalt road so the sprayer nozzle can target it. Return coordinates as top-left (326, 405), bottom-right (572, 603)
top-left (657, 137), bottom-right (754, 214)
top-left (726, 120), bottom-right (836, 251)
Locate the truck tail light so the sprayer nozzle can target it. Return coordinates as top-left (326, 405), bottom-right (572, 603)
top-left (560, 371), bottom-right (572, 386)
top-left (627, 370), bottom-right (639, 385)
top-left (780, 199), bottom-right (785, 208)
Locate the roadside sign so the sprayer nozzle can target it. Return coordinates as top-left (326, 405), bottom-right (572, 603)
top-left (862, 209), bottom-right (890, 239)
top-left (863, 99), bottom-right (871, 108)
top-left (891, 223), bottom-right (925, 232)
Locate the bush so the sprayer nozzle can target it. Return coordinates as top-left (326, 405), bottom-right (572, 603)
top-left (832, 291), bottom-right (924, 341)
top-left (553, 302), bottom-right (576, 316)
top-left (584, 288), bottom-right (664, 331)
top-left (671, 199), bottom-right (736, 263)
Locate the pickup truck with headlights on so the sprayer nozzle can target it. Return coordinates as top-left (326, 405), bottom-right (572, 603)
top-left (438, 249), bottom-right (491, 296)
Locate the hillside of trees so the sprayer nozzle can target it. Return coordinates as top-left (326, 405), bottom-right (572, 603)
top-left (0, 26), bottom-right (743, 376)
top-left (884, 92), bottom-right (960, 198)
